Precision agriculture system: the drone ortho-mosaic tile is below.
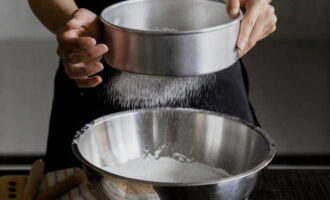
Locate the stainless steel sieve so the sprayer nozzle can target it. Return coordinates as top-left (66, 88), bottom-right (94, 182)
top-left (72, 108), bottom-right (275, 200)
top-left (100, 0), bottom-right (243, 76)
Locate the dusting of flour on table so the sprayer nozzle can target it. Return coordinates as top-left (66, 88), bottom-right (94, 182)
top-left (102, 155), bottom-right (230, 183)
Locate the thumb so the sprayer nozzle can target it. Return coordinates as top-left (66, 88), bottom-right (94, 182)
top-left (66, 8), bottom-right (97, 29)
top-left (226, 0), bottom-right (240, 18)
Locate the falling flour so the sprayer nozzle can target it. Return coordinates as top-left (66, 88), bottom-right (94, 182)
top-left (105, 72), bottom-right (216, 109)
top-left (103, 26), bottom-right (217, 109)
top-left (102, 155), bottom-right (230, 183)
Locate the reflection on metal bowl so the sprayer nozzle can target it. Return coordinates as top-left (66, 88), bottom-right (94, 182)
top-left (72, 108), bottom-right (275, 200)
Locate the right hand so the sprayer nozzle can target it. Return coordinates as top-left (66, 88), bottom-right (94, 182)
top-left (56, 8), bottom-right (109, 88)
top-left (225, 0), bottom-right (277, 57)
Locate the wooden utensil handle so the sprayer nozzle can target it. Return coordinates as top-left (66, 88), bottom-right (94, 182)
top-left (22, 159), bottom-right (45, 200)
top-left (36, 170), bottom-right (86, 200)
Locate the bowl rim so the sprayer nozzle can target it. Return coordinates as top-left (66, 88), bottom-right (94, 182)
top-left (72, 107), bottom-right (276, 186)
top-left (100, 0), bottom-right (243, 35)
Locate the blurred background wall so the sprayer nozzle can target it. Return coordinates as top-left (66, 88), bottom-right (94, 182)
top-left (243, 0), bottom-right (330, 155)
top-left (0, 0), bottom-right (329, 159)
top-left (0, 0), bottom-right (56, 155)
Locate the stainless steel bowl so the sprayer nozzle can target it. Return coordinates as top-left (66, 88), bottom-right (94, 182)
top-left (72, 108), bottom-right (275, 200)
top-left (100, 0), bottom-right (242, 76)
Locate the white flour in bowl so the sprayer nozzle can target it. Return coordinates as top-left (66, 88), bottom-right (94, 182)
top-left (102, 155), bottom-right (230, 183)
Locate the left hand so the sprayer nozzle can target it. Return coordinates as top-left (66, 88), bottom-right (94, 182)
top-left (56, 8), bottom-right (108, 88)
top-left (225, 0), bottom-right (277, 57)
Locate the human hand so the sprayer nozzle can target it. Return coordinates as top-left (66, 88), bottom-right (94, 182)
top-left (56, 8), bottom-right (108, 88)
top-left (226, 0), bottom-right (277, 57)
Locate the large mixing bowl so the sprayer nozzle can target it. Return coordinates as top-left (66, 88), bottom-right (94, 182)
top-left (72, 108), bottom-right (275, 200)
top-left (100, 0), bottom-right (243, 76)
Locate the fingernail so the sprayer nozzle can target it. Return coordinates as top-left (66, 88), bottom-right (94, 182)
top-left (238, 38), bottom-right (247, 50)
top-left (230, 8), bottom-right (239, 17)
top-left (93, 76), bottom-right (103, 84)
top-left (97, 76), bottom-right (102, 82)
top-left (102, 44), bottom-right (109, 52)
top-left (90, 38), bottom-right (97, 45)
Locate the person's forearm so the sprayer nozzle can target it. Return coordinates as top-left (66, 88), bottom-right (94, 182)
top-left (28, 0), bottom-right (78, 34)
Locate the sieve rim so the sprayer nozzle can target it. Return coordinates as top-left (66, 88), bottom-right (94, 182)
top-left (100, 0), bottom-right (243, 36)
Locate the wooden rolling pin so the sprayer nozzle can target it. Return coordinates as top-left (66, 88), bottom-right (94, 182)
top-left (36, 170), bottom-right (86, 200)
top-left (22, 159), bottom-right (45, 200)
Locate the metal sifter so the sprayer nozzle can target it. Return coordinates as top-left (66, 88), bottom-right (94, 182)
top-left (100, 0), bottom-right (242, 76)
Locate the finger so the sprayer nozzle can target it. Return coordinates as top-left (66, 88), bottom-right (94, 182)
top-left (75, 76), bottom-right (102, 88)
top-left (259, 18), bottom-right (277, 41)
top-left (57, 49), bottom-right (72, 64)
top-left (238, 14), bottom-right (269, 57)
top-left (66, 8), bottom-right (98, 29)
top-left (237, 2), bottom-right (262, 50)
top-left (226, 0), bottom-right (240, 18)
top-left (69, 44), bottom-right (108, 64)
top-left (238, 40), bottom-right (256, 57)
top-left (56, 45), bottom-right (65, 59)
top-left (57, 42), bottom-right (72, 60)
top-left (247, 17), bottom-right (268, 49)
top-left (238, 25), bottom-right (262, 57)
top-left (60, 30), bottom-right (96, 51)
top-left (239, 4), bottom-right (277, 57)
top-left (64, 62), bottom-right (104, 79)
top-left (65, 55), bottom-right (103, 67)
top-left (238, 46), bottom-right (252, 57)
top-left (260, 24), bottom-right (276, 40)
top-left (250, 5), bottom-right (277, 42)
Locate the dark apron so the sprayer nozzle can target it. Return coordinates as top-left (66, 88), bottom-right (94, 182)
top-left (44, 0), bottom-right (258, 172)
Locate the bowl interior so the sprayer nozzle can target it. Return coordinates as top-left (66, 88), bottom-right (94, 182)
top-left (101, 0), bottom-right (234, 31)
top-left (75, 109), bottom-right (274, 182)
